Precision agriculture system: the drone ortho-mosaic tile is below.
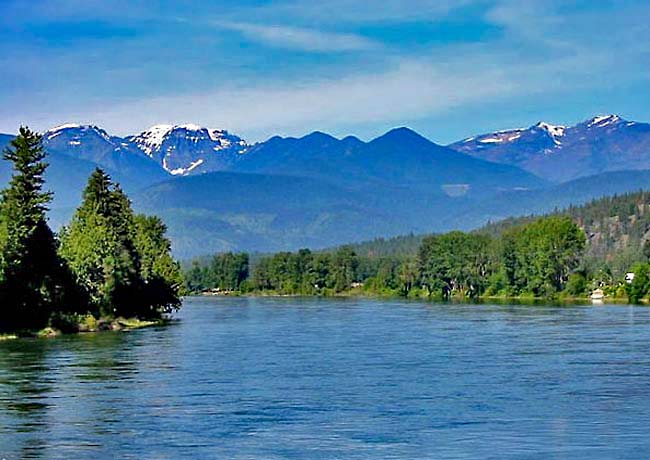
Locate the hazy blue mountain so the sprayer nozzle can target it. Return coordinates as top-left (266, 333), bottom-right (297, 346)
top-left (450, 115), bottom-right (650, 182)
top-left (128, 124), bottom-right (248, 175)
top-left (131, 167), bottom-right (650, 258)
top-left (132, 171), bottom-right (420, 259)
top-left (232, 127), bottom-right (546, 197)
top-left (445, 169), bottom-right (650, 230)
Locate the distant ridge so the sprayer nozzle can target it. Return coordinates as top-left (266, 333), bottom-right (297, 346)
top-left (449, 115), bottom-right (650, 182)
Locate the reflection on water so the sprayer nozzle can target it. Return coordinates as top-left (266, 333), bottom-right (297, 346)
top-left (2, 298), bottom-right (650, 459)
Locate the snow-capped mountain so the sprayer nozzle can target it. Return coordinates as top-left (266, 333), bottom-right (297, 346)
top-left (449, 115), bottom-right (650, 182)
top-left (43, 124), bottom-right (170, 184)
top-left (128, 124), bottom-right (249, 175)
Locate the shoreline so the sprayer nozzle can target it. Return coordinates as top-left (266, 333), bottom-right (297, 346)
top-left (0, 317), bottom-right (167, 342)
top-left (195, 291), bottom-right (636, 305)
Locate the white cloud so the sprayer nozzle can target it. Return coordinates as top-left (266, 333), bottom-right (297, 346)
top-left (214, 21), bottom-right (378, 52)
top-left (29, 58), bottom-right (519, 140)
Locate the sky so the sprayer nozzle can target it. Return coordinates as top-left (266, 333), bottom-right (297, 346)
top-left (1, 0), bottom-right (649, 143)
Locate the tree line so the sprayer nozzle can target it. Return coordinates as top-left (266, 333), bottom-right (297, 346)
top-left (185, 215), bottom-right (588, 299)
top-left (0, 127), bottom-right (181, 333)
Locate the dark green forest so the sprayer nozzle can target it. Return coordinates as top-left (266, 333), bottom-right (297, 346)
top-left (0, 128), bottom-right (181, 333)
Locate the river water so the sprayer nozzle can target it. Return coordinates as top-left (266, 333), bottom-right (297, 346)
top-left (2, 297), bottom-right (650, 459)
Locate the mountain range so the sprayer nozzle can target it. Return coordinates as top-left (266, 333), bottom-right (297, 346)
top-left (449, 115), bottom-right (650, 182)
top-left (1, 114), bottom-right (649, 258)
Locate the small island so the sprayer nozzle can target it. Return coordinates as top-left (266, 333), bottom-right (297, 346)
top-left (0, 127), bottom-right (182, 338)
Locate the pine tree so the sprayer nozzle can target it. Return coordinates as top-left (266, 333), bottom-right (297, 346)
top-left (59, 169), bottom-right (141, 317)
top-left (0, 127), bottom-right (78, 331)
top-left (133, 214), bottom-right (182, 316)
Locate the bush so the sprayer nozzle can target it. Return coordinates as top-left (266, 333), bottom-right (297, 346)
top-left (566, 273), bottom-right (587, 296)
top-left (50, 312), bottom-right (98, 333)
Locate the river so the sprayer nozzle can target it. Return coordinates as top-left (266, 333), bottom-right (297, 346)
top-left (2, 297), bottom-right (650, 459)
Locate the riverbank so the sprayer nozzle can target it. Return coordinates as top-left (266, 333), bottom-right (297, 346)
top-left (196, 290), bottom-right (636, 305)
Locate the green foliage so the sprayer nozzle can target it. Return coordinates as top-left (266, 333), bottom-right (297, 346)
top-left (59, 168), bottom-right (181, 320)
top-left (133, 214), bottom-right (183, 315)
top-left (186, 216), bottom-right (587, 300)
top-left (627, 263), bottom-right (650, 303)
top-left (501, 216), bottom-right (586, 296)
top-left (565, 272), bottom-right (588, 296)
top-left (185, 252), bottom-right (249, 293)
top-left (482, 191), bottom-right (650, 279)
top-left (59, 169), bottom-right (140, 316)
top-left (187, 246), bottom-right (365, 296)
top-left (418, 232), bottom-right (494, 298)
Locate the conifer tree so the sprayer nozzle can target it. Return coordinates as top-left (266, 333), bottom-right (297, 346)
top-left (59, 169), bottom-right (141, 317)
top-left (0, 127), bottom-right (79, 330)
top-left (133, 214), bottom-right (183, 315)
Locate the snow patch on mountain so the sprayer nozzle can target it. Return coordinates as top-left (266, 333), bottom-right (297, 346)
top-left (170, 159), bottom-right (204, 175)
top-left (588, 114), bottom-right (621, 127)
top-left (132, 124), bottom-right (174, 155)
top-left (129, 124), bottom-right (250, 175)
top-left (44, 124), bottom-right (113, 144)
top-left (535, 122), bottom-right (566, 140)
top-left (479, 137), bottom-right (504, 144)
top-left (475, 129), bottom-right (524, 145)
top-left (48, 123), bottom-right (82, 134)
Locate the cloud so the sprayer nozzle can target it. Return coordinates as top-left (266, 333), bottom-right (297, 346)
top-left (214, 21), bottom-right (378, 52)
top-left (23, 57), bottom-right (526, 140)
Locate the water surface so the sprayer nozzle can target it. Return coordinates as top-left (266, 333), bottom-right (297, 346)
top-left (2, 297), bottom-right (650, 459)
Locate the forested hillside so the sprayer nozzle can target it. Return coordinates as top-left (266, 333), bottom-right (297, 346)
top-left (330, 190), bottom-right (650, 278)
top-left (480, 190), bottom-right (650, 276)
top-left (186, 190), bottom-right (650, 302)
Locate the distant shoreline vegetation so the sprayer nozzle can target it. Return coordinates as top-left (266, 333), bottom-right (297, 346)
top-left (0, 127), bottom-right (182, 335)
top-left (185, 213), bottom-right (650, 304)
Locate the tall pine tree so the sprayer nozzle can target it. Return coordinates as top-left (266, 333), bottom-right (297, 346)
top-left (0, 127), bottom-right (80, 331)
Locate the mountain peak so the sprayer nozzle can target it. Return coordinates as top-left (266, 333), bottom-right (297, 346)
top-left (372, 127), bottom-right (431, 145)
top-left (177, 123), bottom-right (204, 131)
top-left (301, 131), bottom-right (338, 142)
top-left (44, 123), bottom-right (112, 143)
top-left (48, 122), bottom-right (82, 132)
top-left (586, 114), bottom-right (623, 127)
top-left (129, 124), bottom-right (249, 175)
top-left (533, 122), bottom-right (566, 141)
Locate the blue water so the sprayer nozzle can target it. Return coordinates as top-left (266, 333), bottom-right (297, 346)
top-left (2, 297), bottom-right (650, 459)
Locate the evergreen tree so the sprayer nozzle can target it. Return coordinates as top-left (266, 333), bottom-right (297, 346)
top-left (331, 246), bottom-right (359, 292)
top-left (133, 215), bottom-right (183, 315)
top-left (0, 127), bottom-right (81, 331)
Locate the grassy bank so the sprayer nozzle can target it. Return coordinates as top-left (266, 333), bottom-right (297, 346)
top-left (0, 316), bottom-right (167, 341)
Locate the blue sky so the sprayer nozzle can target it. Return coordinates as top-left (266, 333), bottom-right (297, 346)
top-left (1, 0), bottom-right (649, 143)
